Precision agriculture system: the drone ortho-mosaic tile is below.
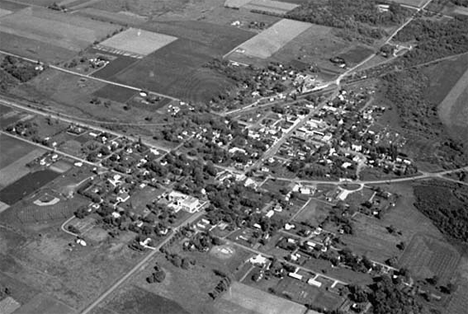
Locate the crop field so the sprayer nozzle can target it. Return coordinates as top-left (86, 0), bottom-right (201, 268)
top-left (143, 20), bottom-right (254, 56)
top-left (93, 84), bottom-right (136, 103)
top-left (436, 57), bottom-right (468, 142)
top-left (0, 7), bottom-right (120, 56)
top-left (398, 235), bottom-right (460, 283)
top-left (0, 134), bottom-right (46, 189)
top-left (0, 0), bottom-right (28, 12)
top-left (90, 54), bottom-right (138, 80)
top-left (114, 39), bottom-right (235, 102)
top-left (76, 8), bottom-right (149, 26)
top-left (241, 0), bottom-right (300, 15)
top-left (388, 0), bottom-right (427, 7)
top-left (97, 28), bottom-right (177, 57)
top-left (270, 22), bottom-right (349, 72)
top-left (216, 282), bottom-right (307, 314)
top-left (228, 19), bottom-right (311, 60)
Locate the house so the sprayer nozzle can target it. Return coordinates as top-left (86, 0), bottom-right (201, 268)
top-left (307, 278), bottom-right (322, 287)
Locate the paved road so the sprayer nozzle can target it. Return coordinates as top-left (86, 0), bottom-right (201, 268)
top-left (80, 209), bottom-right (205, 314)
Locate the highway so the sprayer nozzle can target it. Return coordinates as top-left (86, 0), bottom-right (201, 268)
top-left (80, 209), bottom-right (205, 314)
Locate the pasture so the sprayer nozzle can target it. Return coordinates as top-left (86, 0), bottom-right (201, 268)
top-left (338, 45), bottom-right (374, 65)
top-left (229, 19), bottom-right (311, 59)
top-left (216, 282), bottom-right (307, 314)
top-left (0, 7), bottom-right (120, 61)
top-left (91, 54), bottom-right (138, 80)
top-left (93, 84), bottom-right (136, 103)
top-left (398, 235), bottom-right (460, 283)
top-left (97, 28), bottom-right (177, 57)
top-left (388, 0), bottom-right (427, 7)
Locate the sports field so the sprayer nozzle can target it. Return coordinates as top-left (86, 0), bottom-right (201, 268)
top-left (98, 28), bottom-right (177, 57)
top-left (229, 19), bottom-right (311, 59)
top-left (216, 282), bottom-right (306, 314)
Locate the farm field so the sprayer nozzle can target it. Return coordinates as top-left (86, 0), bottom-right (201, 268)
top-left (90, 53), bottom-right (138, 80)
top-left (388, 0), bottom-right (427, 7)
top-left (75, 8), bottom-right (149, 26)
top-left (215, 282), bottom-right (307, 314)
top-left (114, 39), bottom-right (235, 102)
top-left (0, 0), bottom-right (28, 12)
top-left (0, 7), bottom-right (120, 59)
top-left (398, 234), bottom-right (460, 283)
top-left (270, 22), bottom-right (349, 73)
top-left (228, 19), bottom-right (311, 59)
top-left (436, 56), bottom-right (468, 142)
top-left (0, 134), bottom-right (46, 189)
top-left (97, 28), bottom-right (177, 57)
top-left (241, 0), bottom-right (300, 15)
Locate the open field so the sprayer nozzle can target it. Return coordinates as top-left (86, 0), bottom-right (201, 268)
top-left (97, 28), bottom-right (177, 57)
top-left (114, 39), bottom-right (235, 102)
top-left (0, 133), bottom-right (37, 169)
top-left (90, 53), bottom-right (138, 80)
top-left (0, 31), bottom-right (75, 64)
top-left (337, 45), bottom-right (374, 65)
top-left (93, 84), bottom-right (136, 103)
top-left (0, 7), bottom-right (120, 55)
top-left (388, 0), bottom-right (427, 7)
top-left (0, 146), bottom-right (46, 189)
top-left (293, 199), bottom-right (330, 226)
top-left (437, 55), bottom-right (468, 142)
top-left (399, 234), bottom-right (460, 283)
top-left (95, 285), bottom-right (189, 314)
top-left (0, 0), bottom-right (28, 12)
top-left (228, 19), bottom-right (311, 59)
top-left (270, 22), bottom-right (349, 73)
top-left (216, 282), bottom-right (307, 314)
top-left (13, 293), bottom-right (75, 314)
top-left (75, 8), bottom-right (148, 25)
top-left (242, 0), bottom-right (299, 15)
top-left (0, 222), bottom-right (143, 311)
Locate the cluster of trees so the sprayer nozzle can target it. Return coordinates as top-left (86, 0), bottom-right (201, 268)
top-left (1, 56), bottom-right (42, 82)
top-left (396, 17), bottom-right (468, 66)
top-left (146, 263), bottom-right (166, 283)
top-left (209, 270), bottom-right (232, 300)
top-left (286, 0), bottom-right (410, 41)
top-left (414, 180), bottom-right (468, 241)
top-left (165, 253), bottom-right (196, 270)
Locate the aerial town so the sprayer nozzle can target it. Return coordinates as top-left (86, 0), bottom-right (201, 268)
top-left (0, 0), bottom-right (468, 314)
